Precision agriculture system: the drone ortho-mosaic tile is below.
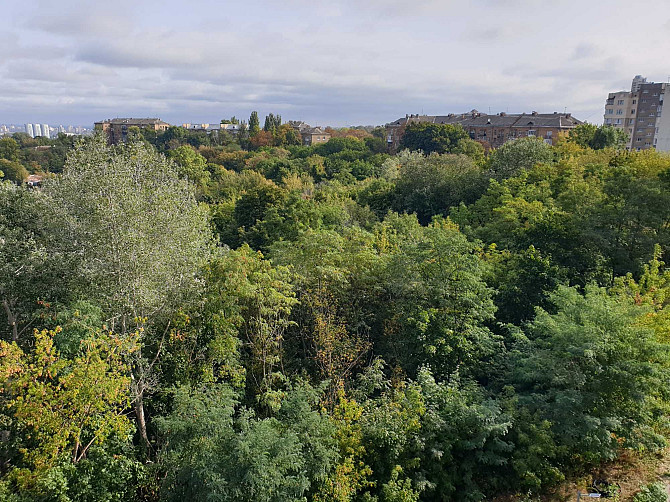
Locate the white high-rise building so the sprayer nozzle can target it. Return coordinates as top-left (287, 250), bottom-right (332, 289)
top-left (42, 124), bottom-right (50, 139)
top-left (25, 123), bottom-right (34, 137)
top-left (34, 124), bottom-right (42, 137)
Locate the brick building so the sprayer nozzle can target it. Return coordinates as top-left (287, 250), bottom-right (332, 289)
top-left (385, 110), bottom-right (582, 152)
top-left (94, 118), bottom-right (171, 144)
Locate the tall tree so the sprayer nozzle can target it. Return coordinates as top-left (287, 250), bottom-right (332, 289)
top-left (249, 111), bottom-right (261, 136)
top-left (44, 136), bottom-right (214, 447)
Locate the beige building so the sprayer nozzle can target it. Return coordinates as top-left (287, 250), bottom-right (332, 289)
top-left (94, 118), bottom-right (171, 144)
top-left (301, 127), bottom-right (331, 146)
top-left (604, 76), bottom-right (669, 151)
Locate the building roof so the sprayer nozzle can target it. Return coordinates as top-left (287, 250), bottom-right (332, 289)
top-left (96, 118), bottom-right (171, 126)
top-left (303, 127), bottom-right (329, 135)
top-left (388, 112), bottom-right (582, 129)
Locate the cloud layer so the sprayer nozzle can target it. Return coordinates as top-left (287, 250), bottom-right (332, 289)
top-left (3, 0), bottom-right (669, 126)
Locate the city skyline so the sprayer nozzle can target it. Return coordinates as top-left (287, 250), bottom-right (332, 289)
top-left (2, 1), bottom-right (670, 127)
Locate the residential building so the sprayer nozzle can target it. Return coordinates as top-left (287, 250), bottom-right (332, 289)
top-left (385, 110), bottom-right (582, 152)
top-left (34, 124), bottom-right (42, 137)
top-left (604, 76), bottom-right (669, 151)
top-left (42, 124), bottom-right (50, 139)
top-left (288, 121), bottom-right (331, 146)
top-left (300, 127), bottom-right (331, 146)
top-left (25, 123), bottom-right (34, 138)
top-left (94, 118), bottom-right (171, 144)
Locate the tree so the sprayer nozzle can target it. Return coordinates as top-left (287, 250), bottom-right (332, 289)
top-left (486, 136), bottom-right (553, 180)
top-left (0, 137), bottom-right (20, 162)
top-left (569, 123), bottom-right (628, 150)
top-left (44, 136), bottom-right (214, 447)
top-left (157, 382), bottom-right (337, 502)
top-left (0, 327), bottom-right (138, 494)
top-left (0, 159), bottom-right (28, 183)
top-left (167, 145), bottom-right (210, 189)
top-left (392, 150), bottom-right (487, 224)
top-left (399, 122), bottom-right (469, 155)
top-left (0, 183), bottom-right (68, 342)
top-left (249, 111), bottom-right (261, 136)
top-left (514, 285), bottom-right (670, 466)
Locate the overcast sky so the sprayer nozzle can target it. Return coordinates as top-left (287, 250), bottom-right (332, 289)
top-left (2, 0), bottom-right (670, 127)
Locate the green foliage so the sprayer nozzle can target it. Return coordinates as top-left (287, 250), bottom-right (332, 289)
top-left (249, 111), bottom-right (260, 136)
top-left (569, 123), bottom-right (628, 150)
top-left (0, 160), bottom-right (28, 184)
top-left (44, 136), bottom-right (213, 332)
top-left (0, 138), bottom-right (20, 163)
top-left (633, 482), bottom-right (669, 502)
top-left (399, 122), bottom-right (469, 155)
top-left (0, 327), bottom-right (139, 497)
top-left (392, 150), bottom-right (488, 224)
top-left (157, 382), bottom-right (337, 502)
top-left (515, 285), bottom-right (670, 466)
top-left (486, 136), bottom-right (553, 181)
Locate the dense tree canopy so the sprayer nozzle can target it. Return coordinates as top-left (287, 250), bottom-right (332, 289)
top-left (1, 127), bottom-right (670, 501)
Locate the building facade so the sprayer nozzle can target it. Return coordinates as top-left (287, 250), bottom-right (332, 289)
top-left (385, 110), bottom-right (582, 152)
top-left (94, 118), bottom-right (171, 144)
top-left (604, 76), bottom-right (668, 151)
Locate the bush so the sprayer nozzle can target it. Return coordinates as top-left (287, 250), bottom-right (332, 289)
top-left (633, 483), bottom-right (668, 502)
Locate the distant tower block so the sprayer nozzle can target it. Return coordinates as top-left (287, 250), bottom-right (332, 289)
top-left (42, 124), bottom-right (50, 139)
top-left (34, 124), bottom-right (42, 137)
top-left (25, 123), bottom-right (34, 138)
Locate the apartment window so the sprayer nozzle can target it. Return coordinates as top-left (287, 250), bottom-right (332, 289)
top-left (650, 112), bottom-right (655, 116)
top-left (615, 119), bottom-right (622, 125)
top-left (637, 129), bottom-right (643, 133)
top-left (630, 119), bottom-right (635, 124)
top-left (527, 130), bottom-right (536, 136)
top-left (617, 99), bottom-right (625, 105)
top-left (605, 118), bottom-right (611, 125)
top-left (546, 131), bottom-right (552, 137)
top-left (653, 93), bottom-right (659, 96)
top-left (637, 138), bottom-right (642, 142)
top-left (616, 109), bottom-right (623, 115)
top-left (632, 100), bottom-right (637, 104)
top-left (606, 109), bottom-right (614, 114)
top-left (643, 90), bottom-right (649, 94)
top-left (656, 127), bottom-right (659, 133)
top-left (631, 109), bottom-right (635, 114)
top-left (642, 99), bottom-right (647, 103)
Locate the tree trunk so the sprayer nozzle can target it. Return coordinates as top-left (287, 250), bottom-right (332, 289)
top-left (134, 391), bottom-right (150, 449)
top-left (2, 298), bottom-right (18, 342)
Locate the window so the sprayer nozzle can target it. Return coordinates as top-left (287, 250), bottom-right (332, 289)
top-left (630, 119), bottom-right (635, 124)
top-left (642, 99), bottom-right (647, 103)
top-left (616, 109), bottom-right (623, 115)
top-left (637, 138), bottom-right (642, 142)
top-left (606, 109), bottom-right (614, 114)
top-left (650, 112), bottom-right (655, 116)
top-left (615, 119), bottom-right (622, 125)
top-left (656, 127), bottom-right (659, 133)
top-left (643, 89), bottom-right (649, 94)
top-left (605, 118), bottom-right (611, 124)
top-left (631, 109), bottom-right (635, 114)
top-left (546, 131), bottom-right (552, 137)
top-left (632, 100), bottom-right (637, 104)
top-left (527, 130), bottom-right (536, 136)
top-left (617, 99), bottom-right (625, 105)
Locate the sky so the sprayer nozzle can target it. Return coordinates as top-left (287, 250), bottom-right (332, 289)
top-left (2, 0), bottom-right (670, 127)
